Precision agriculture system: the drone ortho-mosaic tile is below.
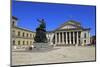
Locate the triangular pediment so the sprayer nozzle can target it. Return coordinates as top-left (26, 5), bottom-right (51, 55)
top-left (60, 24), bottom-right (78, 29)
top-left (56, 20), bottom-right (82, 30)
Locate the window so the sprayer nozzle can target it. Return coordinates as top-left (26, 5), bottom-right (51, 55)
top-left (33, 34), bottom-right (34, 38)
top-left (12, 21), bottom-right (15, 26)
top-left (30, 34), bottom-right (32, 37)
top-left (13, 40), bottom-right (15, 45)
top-left (27, 33), bottom-right (28, 37)
top-left (79, 40), bottom-right (80, 44)
top-left (30, 41), bottom-right (32, 45)
top-left (84, 33), bottom-right (86, 38)
top-left (18, 31), bottom-right (20, 37)
top-left (23, 32), bottom-right (25, 37)
top-left (12, 30), bottom-right (15, 36)
top-left (84, 40), bottom-right (86, 43)
top-left (27, 41), bottom-right (28, 45)
top-left (18, 41), bottom-right (20, 45)
top-left (23, 41), bottom-right (25, 45)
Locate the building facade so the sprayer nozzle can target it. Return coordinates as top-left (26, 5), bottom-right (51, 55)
top-left (11, 16), bottom-right (35, 49)
top-left (11, 16), bottom-right (91, 48)
top-left (47, 20), bottom-right (90, 46)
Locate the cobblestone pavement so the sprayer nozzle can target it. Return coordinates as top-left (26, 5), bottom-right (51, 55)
top-left (12, 46), bottom-right (96, 66)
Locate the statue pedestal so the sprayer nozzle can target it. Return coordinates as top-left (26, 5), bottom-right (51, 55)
top-left (33, 43), bottom-right (53, 49)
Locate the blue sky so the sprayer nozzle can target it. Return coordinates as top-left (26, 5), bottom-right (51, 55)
top-left (12, 1), bottom-right (96, 36)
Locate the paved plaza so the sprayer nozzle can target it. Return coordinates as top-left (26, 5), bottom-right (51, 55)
top-left (12, 46), bottom-right (95, 66)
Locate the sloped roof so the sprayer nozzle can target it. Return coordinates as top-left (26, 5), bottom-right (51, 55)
top-left (67, 20), bottom-right (81, 25)
top-left (13, 26), bottom-right (35, 33)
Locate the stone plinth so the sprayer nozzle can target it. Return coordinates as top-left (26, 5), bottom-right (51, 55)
top-left (33, 43), bottom-right (53, 49)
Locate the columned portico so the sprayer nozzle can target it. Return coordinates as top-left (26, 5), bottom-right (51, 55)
top-left (51, 20), bottom-right (90, 46)
top-left (54, 31), bottom-right (81, 46)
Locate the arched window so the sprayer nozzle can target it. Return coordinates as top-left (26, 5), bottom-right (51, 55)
top-left (13, 40), bottom-right (15, 45)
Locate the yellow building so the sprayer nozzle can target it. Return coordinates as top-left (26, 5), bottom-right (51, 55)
top-left (11, 16), bottom-right (35, 49)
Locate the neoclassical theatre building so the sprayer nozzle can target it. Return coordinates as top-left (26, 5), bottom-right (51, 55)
top-left (11, 16), bottom-right (90, 48)
top-left (47, 20), bottom-right (90, 46)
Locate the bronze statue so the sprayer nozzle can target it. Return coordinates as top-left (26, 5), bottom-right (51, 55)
top-left (37, 19), bottom-right (46, 28)
top-left (34, 19), bottom-right (47, 43)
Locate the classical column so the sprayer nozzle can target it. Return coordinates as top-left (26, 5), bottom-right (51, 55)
top-left (62, 32), bottom-right (64, 44)
top-left (76, 32), bottom-right (79, 46)
top-left (69, 32), bottom-right (71, 44)
top-left (73, 32), bottom-right (75, 44)
top-left (59, 32), bottom-right (61, 44)
top-left (50, 33), bottom-right (54, 45)
top-left (66, 32), bottom-right (68, 44)
top-left (55, 33), bottom-right (57, 45)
